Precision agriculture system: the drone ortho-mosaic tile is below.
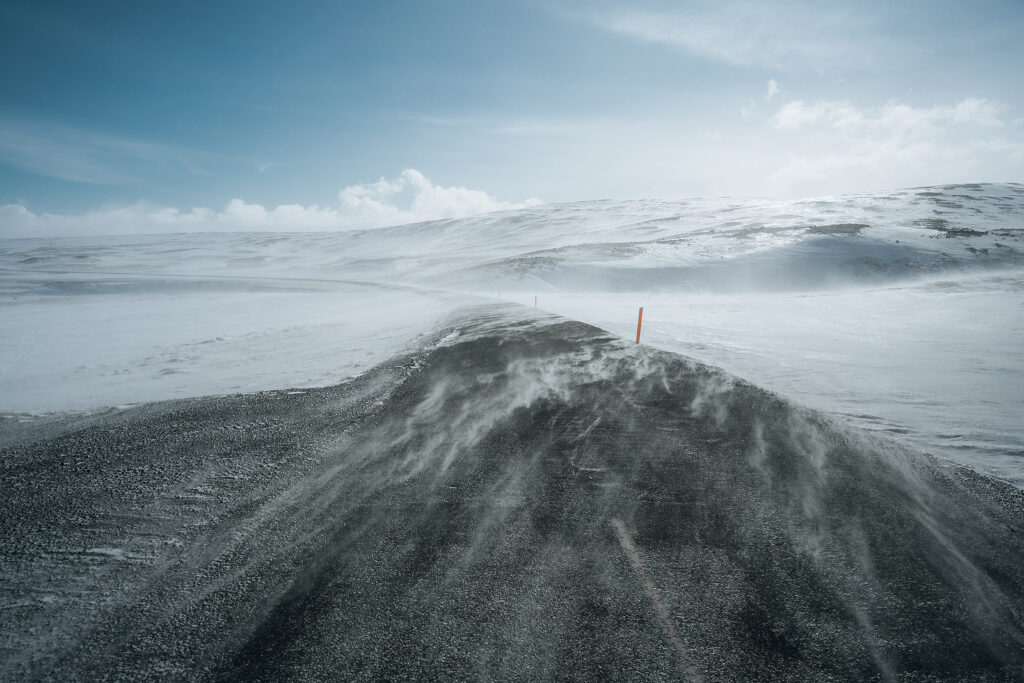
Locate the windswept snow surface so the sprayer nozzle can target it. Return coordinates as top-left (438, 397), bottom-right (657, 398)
top-left (2, 182), bottom-right (1022, 484)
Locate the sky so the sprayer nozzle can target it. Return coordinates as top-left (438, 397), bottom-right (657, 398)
top-left (1, 0), bottom-right (1023, 236)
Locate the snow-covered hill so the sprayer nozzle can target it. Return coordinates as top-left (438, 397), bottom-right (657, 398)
top-left (2, 182), bottom-right (1022, 483)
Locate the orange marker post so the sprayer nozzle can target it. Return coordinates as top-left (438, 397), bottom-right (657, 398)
top-left (635, 306), bottom-right (644, 343)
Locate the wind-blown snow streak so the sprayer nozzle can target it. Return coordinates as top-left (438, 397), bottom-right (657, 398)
top-left (611, 517), bottom-right (705, 682)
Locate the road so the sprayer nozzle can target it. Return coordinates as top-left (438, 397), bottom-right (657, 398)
top-left (2, 305), bottom-right (1023, 680)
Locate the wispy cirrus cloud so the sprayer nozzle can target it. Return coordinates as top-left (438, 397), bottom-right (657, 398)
top-left (491, 118), bottom-right (607, 136)
top-left (0, 119), bottom-right (211, 185)
top-left (573, 0), bottom-right (889, 72)
top-left (415, 112), bottom-right (604, 137)
top-left (0, 169), bottom-right (542, 237)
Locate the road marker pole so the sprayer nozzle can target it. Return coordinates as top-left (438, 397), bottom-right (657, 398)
top-left (635, 306), bottom-right (644, 343)
top-left (534, 295), bottom-right (537, 308)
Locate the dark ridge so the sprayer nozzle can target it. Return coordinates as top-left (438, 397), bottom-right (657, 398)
top-left (803, 223), bottom-right (868, 236)
top-left (943, 227), bottom-right (988, 237)
top-left (912, 217), bottom-right (990, 237)
top-left (914, 217), bottom-right (949, 230)
top-left (940, 184), bottom-right (985, 191)
top-left (2, 308), bottom-right (1023, 681)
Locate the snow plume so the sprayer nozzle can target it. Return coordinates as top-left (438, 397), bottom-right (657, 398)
top-left (0, 169), bottom-right (541, 238)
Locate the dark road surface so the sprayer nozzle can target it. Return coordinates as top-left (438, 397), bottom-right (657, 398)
top-left (2, 305), bottom-right (1024, 681)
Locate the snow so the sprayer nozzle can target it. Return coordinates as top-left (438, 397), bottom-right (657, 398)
top-left (2, 182), bottom-right (1022, 484)
top-left (0, 274), bottom-right (460, 414)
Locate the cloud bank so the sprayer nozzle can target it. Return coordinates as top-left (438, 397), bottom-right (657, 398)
top-left (764, 97), bottom-right (1024, 196)
top-left (0, 169), bottom-right (542, 238)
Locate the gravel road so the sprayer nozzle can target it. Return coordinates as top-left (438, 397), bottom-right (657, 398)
top-left (3, 305), bottom-right (1023, 680)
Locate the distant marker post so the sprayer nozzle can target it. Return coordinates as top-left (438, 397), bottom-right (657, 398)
top-left (635, 306), bottom-right (644, 343)
top-left (534, 295), bottom-right (537, 308)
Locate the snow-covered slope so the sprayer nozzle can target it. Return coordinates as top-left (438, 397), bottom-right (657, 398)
top-left (5, 183), bottom-right (1022, 286)
top-left (2, 183), bottom-right (1022, 482)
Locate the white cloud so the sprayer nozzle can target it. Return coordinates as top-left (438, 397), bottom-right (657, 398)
top-left (337, 168), bottom-right (541, 227)
top-left (772, 100), bottom-right (865, 129)
top-left (766, 79), bottom-right (779, 101)
top-left (772, 97), bottom-right (1003, 132)
top-left (764, 97), bottom-right (1021, 196)
top-left (0, 169), bottom-right (542, 238)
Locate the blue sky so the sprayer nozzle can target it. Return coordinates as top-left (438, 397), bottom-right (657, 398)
top-left (2, 0), bottom-right (1023, 235)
